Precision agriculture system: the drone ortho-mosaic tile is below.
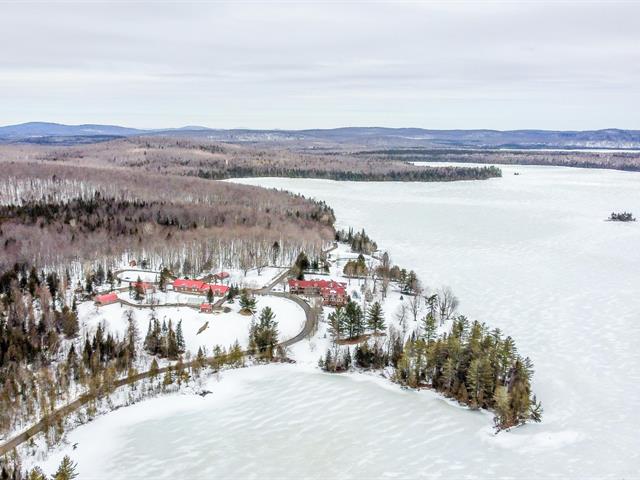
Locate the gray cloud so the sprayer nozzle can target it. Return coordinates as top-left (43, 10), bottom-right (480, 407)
top-left (0, 0), bottom-right (638, 129)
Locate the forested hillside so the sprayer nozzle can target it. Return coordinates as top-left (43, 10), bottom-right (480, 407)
top-left (0, 161), bottom-right (334, 273)
top-left (0, 138), bottom-right (501, 182)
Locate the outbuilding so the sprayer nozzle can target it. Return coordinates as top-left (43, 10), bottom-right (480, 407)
top-left (95, 292), bottom-right (118, 306)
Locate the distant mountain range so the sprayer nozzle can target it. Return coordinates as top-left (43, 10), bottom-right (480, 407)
top-left (1, 121), bottom-right (639, 149)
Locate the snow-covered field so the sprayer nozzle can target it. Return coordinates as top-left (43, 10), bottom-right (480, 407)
top-left (78, 295), bottom-right (306, 354)
top-left (116, 270), bottom-right (159, 283)
top-left (227, 266), bottom-right (287, 289)
top-left (31, 165), bottom-right (640, 478)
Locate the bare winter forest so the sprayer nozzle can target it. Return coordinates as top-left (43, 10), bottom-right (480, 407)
top-left (0, 160), bottom-right (335, 275)
top-left (0, 137), bottom-right (502, 182)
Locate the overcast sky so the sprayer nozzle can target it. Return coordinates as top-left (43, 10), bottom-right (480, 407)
top-left (1, 0), bottom-right (638, 130)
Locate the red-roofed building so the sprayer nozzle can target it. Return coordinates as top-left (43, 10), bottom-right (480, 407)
top-left (202, 284), bottom-right (229, 296)
top-left (173, 278), bottom-right (206, 293)
top-left (95, 292), bottom-right (118, 306)
top-left (172, 279), bottom-right (229, 297)
top-left (200, 303), bottom-right (213, 313)
top-left (288, 279), bottom-right (347, 306)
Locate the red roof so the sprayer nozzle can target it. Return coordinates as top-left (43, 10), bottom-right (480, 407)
top-left (289, 279), bottom-right (347, 296)
top-left (173, 278), bottom-right (205, 289)
top-left (214, 271), bottom-right (230, 279)
top-left (201, 283), bottom-right (229, 294)
top-left (321, 287), bottom-right (346, 296)
top-left (289, 279), bottom-right (346, 289)
top-left (173, 279), bottom-right (229, 295)
top-left (95, 292), bottom-right (118, 303)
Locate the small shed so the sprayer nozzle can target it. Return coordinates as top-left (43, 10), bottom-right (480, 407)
top-left (200, 303), bottom-right (213, 313)
top-left (95, 292), bottom-right (118, 306)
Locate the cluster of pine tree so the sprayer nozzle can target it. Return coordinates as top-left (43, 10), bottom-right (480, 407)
top-left (83, 264), bottom-right (118, 295)
top-left (327, 300), bottom-right (386, 341)
top-left (2, 454), bottom-right (79, 480)
top-left (396, 316), bottom-right (542, 431)
top-left (225, 284), bottom-right (240, 301)
top-left (335, 228), bottom-right (378, 255)
top-left (0, 263), bottom-right (145, 439)
top-left (320, 329), bottom-right (404, 373)
top-left (248, 307), bottom-right (279, 359)
top-left (143, 313), bottom-right (186, 360)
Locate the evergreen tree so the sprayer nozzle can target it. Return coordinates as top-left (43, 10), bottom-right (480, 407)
top-left (239, 291), bottom-right (257, 315)
top-left (207, 287), bottom-right (214, 304)
top-left (529, 395), bottom-right (544, 424)
top-left (271, 241), bottom-right (280, 265)
top-left (327, 307), bottom-right (346, 341)
top-left (26, 467), bottom-right (46, 480)
top-left (125, 310), bottom-right (138, 365)
top-left (344, 301), bottom-right (364, 339)
top-left (52, 455), bottom-right (78, 480)
top-left (176, 320), bottom-right (185, 353)
top-left (84, 274), bottom-right (93, 294)
top-left (143, 319), bottom-right (154, 353)
top-left (467, 357), bottom-right (492, 408)
top-left (249, 306), bottom-right (279, 358)
top-left (293, 252), bottom-right (309, 280)
top-left (366, 301), bottom-right (385, 334)
top-left (133, 275), bottom-right (144, 301)
top-left (106, 269), bottom-right (115, 289)
top-left (421, 313), bottom-right (437, 343)
top-left (166, 320), bottom-right (178, 359)
top-left (493, 385), bottom-right (512, 430)
top-left (162, 369), bottom-right (173, 389)
top-left (508, 358), bottom-right (533, 425)
top-left (324, 349), bottom-right (333, 372)
top-left (149, 358), bottom-right (159, 381)
top-left (95, 264), bottom-right (105, 285)
top-left (159, 267), bottom-right (171, 292)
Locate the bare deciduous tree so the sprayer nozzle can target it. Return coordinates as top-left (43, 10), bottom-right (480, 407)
top-left (437, 286), bottom-right (459, 324)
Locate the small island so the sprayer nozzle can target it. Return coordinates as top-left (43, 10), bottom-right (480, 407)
top-left (607, 211), bottom-right (636, 222)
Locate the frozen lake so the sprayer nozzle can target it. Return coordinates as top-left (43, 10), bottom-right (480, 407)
top-left (42, 165), bottom-right (640, 478)
top-left (234, 165), bottom-right (640, 477)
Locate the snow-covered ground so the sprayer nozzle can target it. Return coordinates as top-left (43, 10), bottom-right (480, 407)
top-left (115, 266), bottom-right (285, 289)
top-left (78, 295), bottom-right (306, 354)
top-left (25, 165), bottom-right (640, 478)
top-left (116, 289), bottom-right (210, 306)
top-left (226, 266), bottom-right (287, 289)
top-left (117, 270), bottom-right (159, 283)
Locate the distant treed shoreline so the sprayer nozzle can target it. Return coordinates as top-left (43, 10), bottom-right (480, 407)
top-left (352, 148), bottom-right (640, 172)
top-left (195, 165), bottom-right (502, 182)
